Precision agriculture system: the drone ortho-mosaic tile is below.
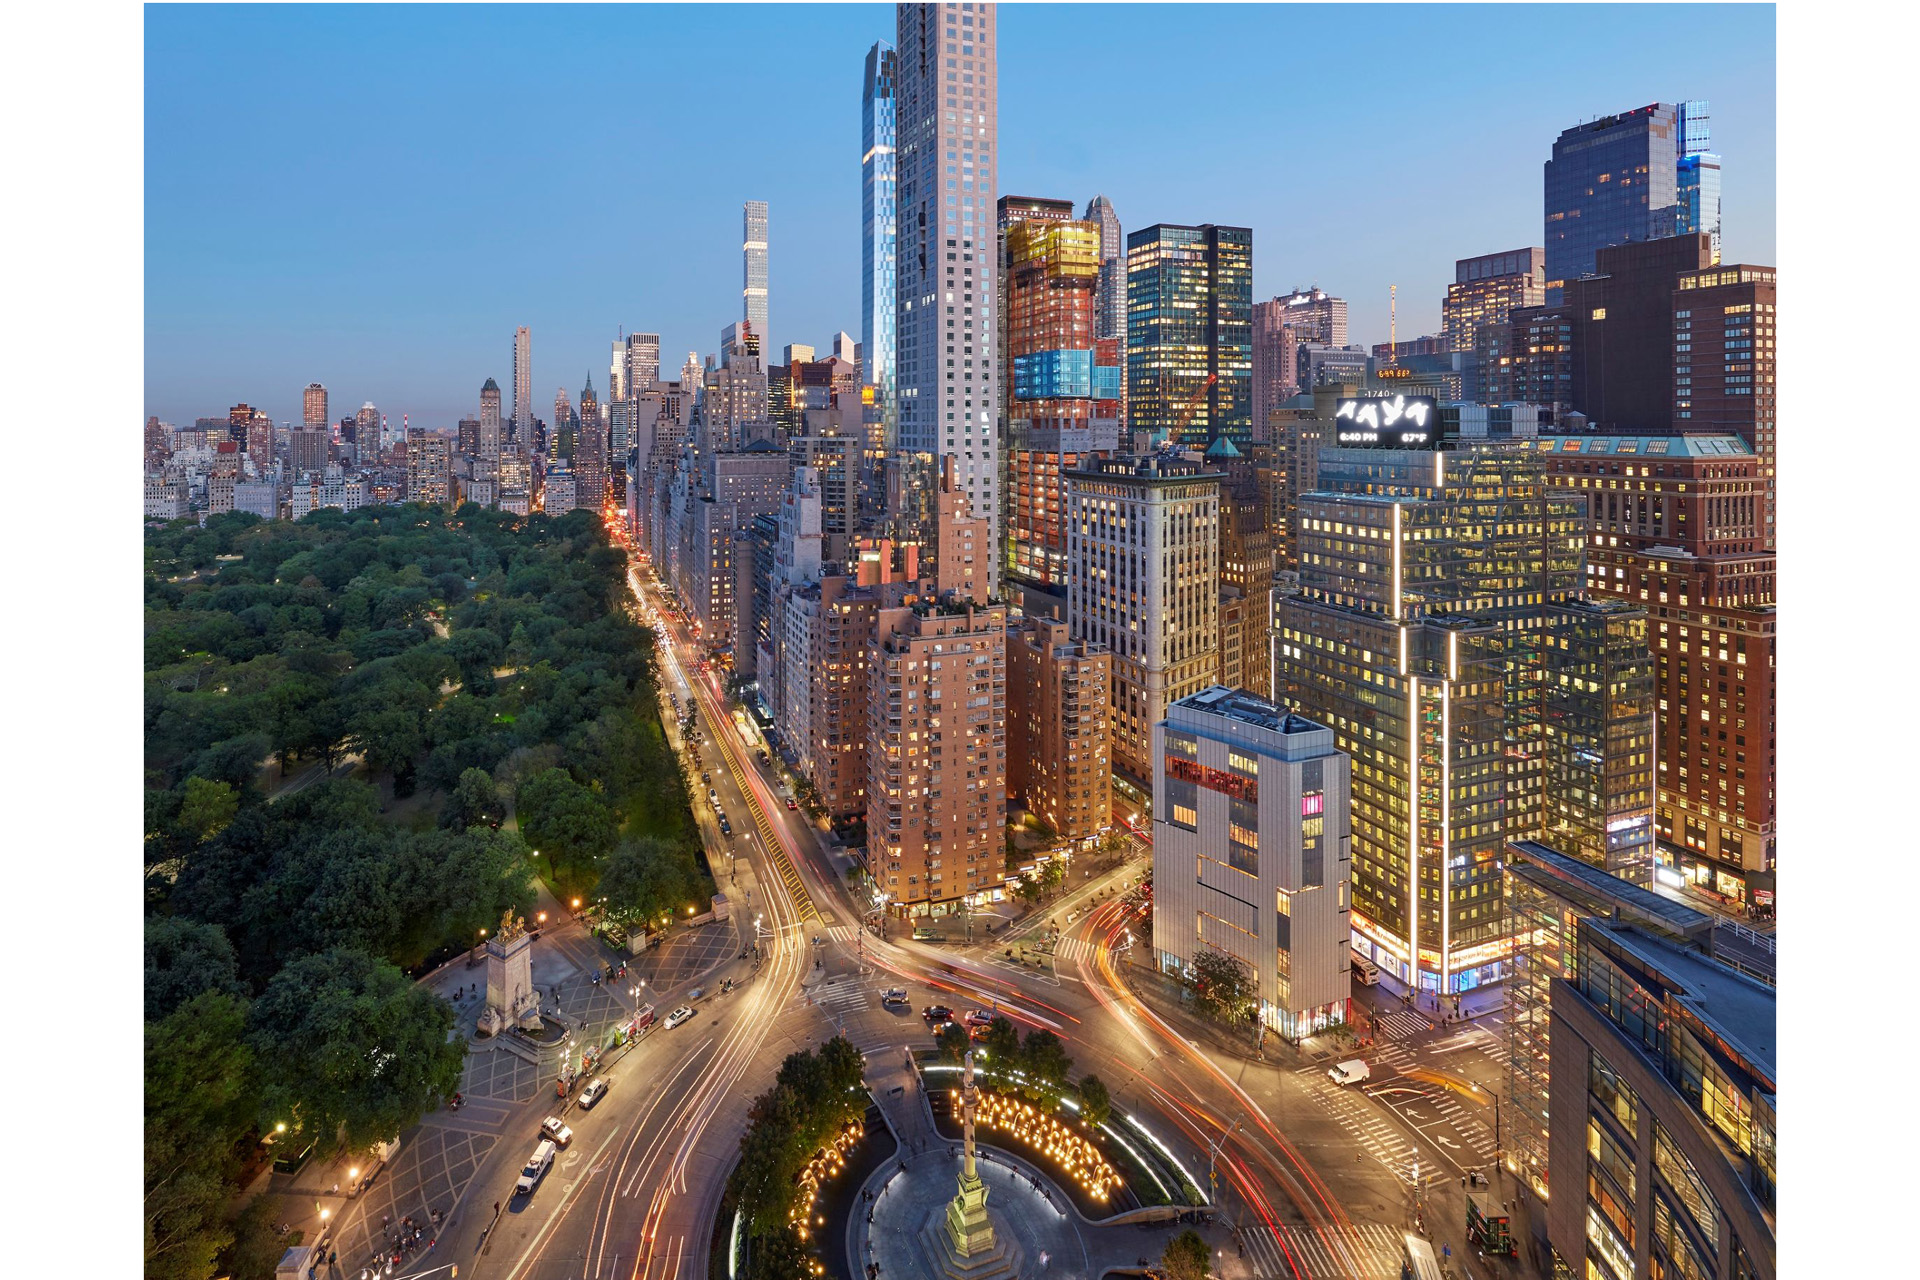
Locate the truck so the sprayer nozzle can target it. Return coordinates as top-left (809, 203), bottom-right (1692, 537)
top-left (515, 1139), bottom-right (556, 1195)
top-left (1328, 1059), bottom-right (1371, 1086)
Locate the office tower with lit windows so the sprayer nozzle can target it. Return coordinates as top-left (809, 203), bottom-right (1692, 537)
top-left (512, 326), bottom-right (533, 440)
top-left (627, 333), bottom-right (661, 402)
top-left (405, 427), bottom-right (451, 505)
top-left (479, 378), bottom-right (503, 459)
top-left (1272, 433), bottom-right (1655, 994)
top-left (1151, 687), bottom-right (1355, 1041)
top-left (574, 374), bottom-right (606, 511)
top-left (1083, 195), bottom-right (1124, 343)
top-left (1543, 912), bottom-right (1774, 1279)
top-left (743, 200), bottom-right (770, 343)
top-left (1442, 249), bottom-right (1546, 358)
top-left (1672, 263), bottom-right (1776, 549)
top-left (302, 382), bottom-right (328, 429)
top-left (1126, 224), bottom-right (1252, 452)
top-left (893, 1), bottom-right (1001, 577)
top-left (1217, 451), bottom-right (1273, 696)
top-left (355, 402), bottom-right (381, 454)
top-left (1271, 287), bottom-right (1346, 347)
top-left (1008, 613), bottom-right (1110, 841)
top-left (1539, 431), bottom-right (1776, 906)
top-left (865, 595), bottom-right (1008, 914)
top-left (1543, 103), bottom-right (1697, 295)
top-left (1065, 452), bottom-right (1221, 796)
top-left (998, 195), bottom-right (1115, 598)
top-left (864, 40), bottom-right (899, 451)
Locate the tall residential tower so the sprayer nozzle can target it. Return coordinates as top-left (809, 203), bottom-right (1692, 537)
top-left (743, 200), bottom-right (770, 344)
top-left (863, 41), bottom-right (899, 451)
top-left (512, 326), bottom-right (533, 440)
top-left (893, 1), bottom-right (1000, 575)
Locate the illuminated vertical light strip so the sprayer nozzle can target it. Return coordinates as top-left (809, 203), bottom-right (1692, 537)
top-left (1433, 449), bottom-right (1444, 487)
top-left (1391, 503), bottom-right (1404, 620)
top-left (1406, 677), bottom-right (1420, 990)
top-left (1440, 679), bottom-right (1451, 995)
top-left (1397, 625), bottom-right (1407, 676)
top-left (1448, 630), bottom-right (1458, 681)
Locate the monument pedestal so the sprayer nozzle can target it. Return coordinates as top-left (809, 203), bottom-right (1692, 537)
top-left (944, 1168), bottom-right (995, 1256)
top-left (476, 911), bottom-right (539, 1037)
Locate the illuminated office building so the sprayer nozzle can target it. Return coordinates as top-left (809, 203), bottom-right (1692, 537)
top-left (1126, 223), bottom-right (1252, 452)
top-left (1065, 452), bottom-right (1221, 795)
top-left (1272, 428), bottom-right (1655, 993)
top-left (998, 194), bottom-right (1117, 596)
top-left (302, 382), bottom-right (328, 429)
top-left (1672, 263), bottom-right (1776, 550)
top-left (743, 200), bottom-right (769, 343)
top-left (1675, 100), bottom-right (1723, 264)
top-left (1442, 249), bottom-right (1546, 378)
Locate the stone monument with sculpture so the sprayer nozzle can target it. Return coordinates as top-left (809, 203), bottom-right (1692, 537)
top-left (477, 909), bottom-right (543, 1037)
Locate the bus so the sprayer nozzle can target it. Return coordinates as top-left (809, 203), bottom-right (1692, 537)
top-left (1350, 949), bottom-right (1381, 987)
top-left (1403, 1233), bottom-right (1443, 1280)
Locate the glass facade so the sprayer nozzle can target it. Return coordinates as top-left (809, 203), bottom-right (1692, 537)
top-left (1125, 223), bottom-right (1253, 452)
top-left (862, 41), bottom-right (898, 450)
top-left (1274, 445), bottom-right (1655, 991)
top-left (1544, 103), bottom-right (1682, 294)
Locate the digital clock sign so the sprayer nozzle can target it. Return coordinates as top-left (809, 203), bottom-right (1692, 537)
top-left (1333, 394), bottom-right (1438, 448)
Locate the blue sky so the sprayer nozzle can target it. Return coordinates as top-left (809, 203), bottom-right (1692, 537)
top-left (145, 3), bottom-right (1775, 428)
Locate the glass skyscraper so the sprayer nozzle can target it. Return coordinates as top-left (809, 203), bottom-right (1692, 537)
top-left (1674, 100), bottom-right (1723, 265)
top-left (743, 200), bottom-right (769, 343)
top-left (862, 41), bottom-right (897, 450)
top-left (1125, 223), bottom-right (1252, 453)
top-left (1271, 438), bottom-right (1655, 994)
top-left (1544, 103), bottom-right (1683, 295)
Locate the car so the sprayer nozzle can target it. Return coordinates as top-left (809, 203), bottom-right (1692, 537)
top-left (702, 772), bottom-right (712, 784)
top-left (708, 788), bottom-right (719, 801)
top-left (881, 987), bottom-right (909, 1006)
top-left (664, 1005), bottom-right (696, 1030)
top-left (785, 798), bottom-right (797, 810)
top-left (963, 1009), bottom-right (994, 1029)
top-left (515, 1140), bottom-right (556, 1194)
top-left (719, 817), bottom-right (733, 836)
top-left (540, 1117), bottom-right (574, 1147)
top-left (922, 1005), bottom-right (954, 1025)
top-left (578, 1076), bottom-right (609, 1108)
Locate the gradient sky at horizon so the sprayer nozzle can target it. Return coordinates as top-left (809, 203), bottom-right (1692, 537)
top-left (145, 2), bottom-right (1775, 428)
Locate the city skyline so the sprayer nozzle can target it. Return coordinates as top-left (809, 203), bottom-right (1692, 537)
top-left (144, 2), bottom-right (1775, 427)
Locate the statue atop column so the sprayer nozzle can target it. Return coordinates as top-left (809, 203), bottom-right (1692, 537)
top-left (944, 1048), bottom-right (995, 1257)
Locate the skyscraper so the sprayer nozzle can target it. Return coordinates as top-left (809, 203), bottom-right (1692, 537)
top-left (1250, 300), bottom-right (1299, 438)
top-left (893, 1), bottom-right (1000, 573)
top-left (1544, 102), bottom-right (1695, 295)
top-left (1672, 262), bottom-right (1776, 547)
top-left (479, 378), bottom-right (503, 459)
top-left (743, 200), bottom-right (769, 343)
top-left (1126, 224), bottom-right (1253, 452)
top-left (512, 326), bottom-right (533, 440)
top-left (863, 40), bottom-right (899, 452)
top-left (355, 402), bottom-right (381, 454)
top-left (1442, 249), bottom-right (1546, 352)
top-left (627, 333), bottom-right (661, 398)
top-left (302, 382), bottom-right (328, 429)
top-left (1675, 101), bottom-right (1723, 265)
top-left (1083, 193), bottom-right (1124, 335)
top-left (1272, 434), bottom-right (1655, 993)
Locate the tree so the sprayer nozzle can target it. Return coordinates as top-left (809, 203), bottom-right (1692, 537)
top-left (145, 915), bottom-right (245, 1021)
top-left (145, 993), bottom-right (259, 1280)
top-left (248, 948), bottom-right (465, 1152)
top-left (439, 766), bottom-right (505, 830)
top-left (1162, 1228), bottom-right (1212, 1280)
top-left (977, 1017), bottom-right (1021, 1080)
top-left (1077, 1073), bottom-right (1112, 1128)
top-left (596, 835), bottom-right (701, 926)
top-left (1017, 1028), bottom-right (1074, 1108)
top-left (177, 776), bottom-right (239, 843)
top-left (1188, 945), bottom-right (1257, 1024)
top-left (935, 1023), bottom-right (972, 1065)
top-left (515, 767), bottom-right (619, 887)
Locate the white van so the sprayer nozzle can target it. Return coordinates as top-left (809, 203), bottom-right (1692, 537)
top-left (1328, 1059), bottom-right (1371, 1086)
top-left (515, 1139), bottom-right (557, 1194)
top-left (1349, 950), bottom-right (1380, 987)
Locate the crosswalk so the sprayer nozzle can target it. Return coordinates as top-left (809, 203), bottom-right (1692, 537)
top-left (1054, 936), bottom-right (1093, 965)
top-left (1304, 1075), bottom-right (1423, 1178)
top-left (812, 976), bottom-right (873, 1017)
top-left (1426, 1092), bottom-right (1499, 1162)
top-left (1247, 1222), bottom-right (1410, 1280)
top-left (1375, 1009), bottom-right (1433, 1038)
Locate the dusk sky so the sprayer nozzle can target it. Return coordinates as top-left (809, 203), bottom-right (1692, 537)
top-left (145, 2), bottom-right (1776, 428)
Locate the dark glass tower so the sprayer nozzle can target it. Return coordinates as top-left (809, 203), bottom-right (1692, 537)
top-left (1544, 103), bottom-right (1683, 295)
top-left (1124, 223), bottom-right (1252, 452)
top-left (862, 41), bottom-right (897, 450)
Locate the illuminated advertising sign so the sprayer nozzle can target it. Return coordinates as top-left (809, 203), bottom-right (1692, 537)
top-left (1333, 394), bottom-right (1437, 448)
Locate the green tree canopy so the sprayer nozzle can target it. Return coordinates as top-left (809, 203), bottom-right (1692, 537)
top-left (247, 948), bottom-right (464, 1151)
top-left (1187, 945), bottom-right (1258, 1024)
top-left (1017, 1028), bottom-right (1074, 1108)
top-left (1162, 1228), bottom-right (1212, 1280)
top-left (145, 915), bottom-right (245, 1021)
top-left (515, 767), bottom-right (619, 887)
top-left (439, 766), bottom-right (505, 831)
top-left (595, 835), bottom-right (703, 927)
top-left (145, 993), bottom-right (259, 1280)
top-left (1077, 1073), bottom-right (1113, 1128)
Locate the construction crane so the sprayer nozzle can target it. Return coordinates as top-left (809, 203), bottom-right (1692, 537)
top-left (1160, 372), bottom-right (1218, 450)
